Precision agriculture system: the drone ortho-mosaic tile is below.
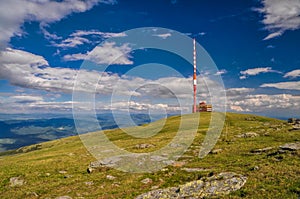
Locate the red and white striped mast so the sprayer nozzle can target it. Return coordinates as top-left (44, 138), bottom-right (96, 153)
top-left (193, 38), bottom-right (197, 113)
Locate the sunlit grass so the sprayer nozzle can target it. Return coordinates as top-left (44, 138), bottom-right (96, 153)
top-left (0, 112), bottom-right (299, 198)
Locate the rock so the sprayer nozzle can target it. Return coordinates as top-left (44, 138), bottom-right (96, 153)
top-left (251, 147), bottom-right (273, 153)
top-left (181, 168), bottom-right (209, 172)
top-left (279, 142), bottom-right (300, 151)
top-left (58, 170), bottom-right (67, 174)
top-left (236, 132), bottom-right (258, 138)
top-left (55, 196), bottom-right (72, 199)
top-left (151, 186), bottom-right (159, 190)
top-left (135, 143), bottom-right (155, 149)
top-left (85, 181), bottom-right (94, 186)
top-left (250, 166), bottom-right (260, 171)
top-left (172, 161), bottom-right (186, 167)
top-left (293, 124), bottom-right (300, 130)
top-left (106, 175), bottom-right (116, 180)
top-left (245, 117), bottom-right (256, 121)
top-left (141, 178), bottom-right (153, 184)
top-left (45, 173), bottom-right (51, 176)
top-left (87, 167), bottom-right (94, 173)
top-left (9, 177), bottom-right (24, 187)
top-left (136, 172), bottom-right (247, 199)
top-left (210, 149), bottom-right (223, 154)
top-left (63, 175), bottom-right (72, 178)
top-left (89, 156), bottom-right (122, 168)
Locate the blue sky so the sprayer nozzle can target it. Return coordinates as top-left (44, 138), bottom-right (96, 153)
top-left (0, 0), bottom-right (300, 118)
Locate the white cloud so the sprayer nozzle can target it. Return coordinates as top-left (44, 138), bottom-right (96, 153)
top-left (70, 30), bottom-right (126, 38)
top-left (0, 0), bottom-right (116, 48)
top-left (214, 69), bottom-right (227, 76)
top-left (63, 42), bottom-right (133, 65)
top-left (263, 31), bottom-right (283, 40)
top-left (226, 87), bottom-right (254, 97)
top-left (12, 95), bottom-right (44, 103)
top-left (153, 33), bottom-right (172, 39)
top-left (54, 30), bottom-right (126, 48)
top-left (55, 36), bottom-right (91, 48)
top-left (240, 67), bottom-right (281, 79)
top-left (256, 0), bottom-right (300, 40)
top-left (260, 81), bottom-right (300, 90)
top-left (224, 86), bottom-right (300, 116)
top-left (283, 69), bottom-right (300, 78)
top-left (266, 45), bottom-right (275, 48)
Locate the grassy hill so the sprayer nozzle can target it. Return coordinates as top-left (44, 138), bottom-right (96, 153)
top-left (0, 112), bottom-right (299, 198)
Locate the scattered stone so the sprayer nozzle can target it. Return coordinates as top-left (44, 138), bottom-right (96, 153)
top-left (136, 172), bottom-right (247, 199)
top-left (279, 142), bottom-right (300, 151)
top-left (151, 186), bottom-right (159, 190)
top-left (236, 132), bottom-right (258, 138)
top-left (106, 175), bottom-right (116, 180)
top-left (181, 168), bottom-right (209, 172)
top-left (250, 166), bottom-right (260, 171)
top-left (251, 147), bottom-right (273, 153)
top-left (58, 170), bottom-right (67, 174)
top-left (63, 175), bottom-right (73, 179)
top-left (245, 117), bottom-right (256, 121)
top-left (172, 161), bottom-right (186, 167)
top-left (293, 124), bottom-right (300, 130)
top-left (87, 167), bottom-right (94, 173)
top-left (112, 182), bottom-right (120, 187)
top-left (210, 149), bottom-right (223, 154)
top-left (141, 178), bottom-right (153, 184)
top-left (9, 177), bottom-right (24, 187)
top-left (45, 173), bottom-right (51, 176)
top-left (135, 143), bottom-right (155, 149)
top-left (89, 156), bottom-right (122, 168)
top-left (55, 196), bottom-right (72, 199)
top-left (85, 181), bottom-right (94, 186)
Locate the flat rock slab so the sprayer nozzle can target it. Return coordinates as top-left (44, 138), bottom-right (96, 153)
top-left (279, 142), bottom-right (300, 151)
top-left (251, 147), bottom-right (273, 153)
top-left (136, 172), bottom-right (247, 199)
top-left (236, 132), bottom-right (258, 138)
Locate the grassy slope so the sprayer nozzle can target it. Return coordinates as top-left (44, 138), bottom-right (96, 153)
top-left (0, 112), bottom-right (299, 199)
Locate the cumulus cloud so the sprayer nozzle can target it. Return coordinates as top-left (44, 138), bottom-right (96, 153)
top-left (240, 67), bottom-right (281, 79)
top-left (260, 81), bottom-right (300, 90)
top-left (224, 86), bottom-right (300, 116)
top-left (283, 69), bottom-right (300, 78)
top-left (256, 0), bottom-right (300, 40)
top-left (0, 0), bottom-right (116, 48)
top-left (228, 93), bottom-right (300, 112)
top-left (63, 42), bottom-right (133, 65)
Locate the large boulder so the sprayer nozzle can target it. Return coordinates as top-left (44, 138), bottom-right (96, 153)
top-left (136, 172), bottom-right (247, 199)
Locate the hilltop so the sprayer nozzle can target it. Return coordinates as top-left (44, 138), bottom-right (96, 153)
top-left (0, 112), bottom-right (299, 198)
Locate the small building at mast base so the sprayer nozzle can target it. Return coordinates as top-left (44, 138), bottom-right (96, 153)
top-left (194, 102), bottom-right (212, 112)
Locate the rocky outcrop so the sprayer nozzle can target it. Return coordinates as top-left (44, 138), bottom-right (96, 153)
top-left (136, 172), bottom-right (247, 199)
top-left (279, 142), bottom-right (300, 151)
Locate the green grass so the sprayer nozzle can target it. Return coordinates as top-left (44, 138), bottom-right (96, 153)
top-left (0, 112), bottom-right (299, 198)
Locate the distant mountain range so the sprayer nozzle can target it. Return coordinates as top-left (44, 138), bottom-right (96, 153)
top-left (0, 113), bottom-right (166, 152)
